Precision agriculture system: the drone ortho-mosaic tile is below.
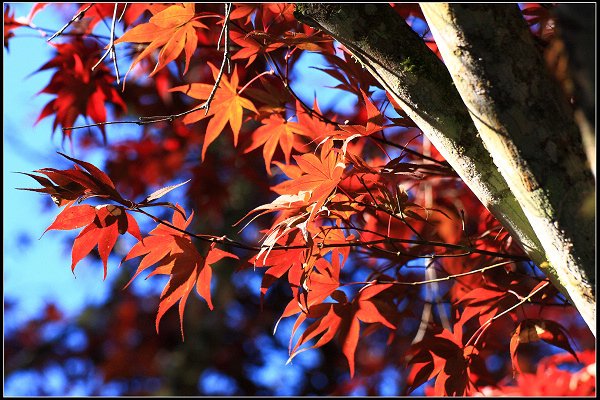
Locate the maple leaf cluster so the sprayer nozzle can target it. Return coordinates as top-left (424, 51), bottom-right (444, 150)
top-left (10, 3), bottom-right (594, 396)
top-left (35, 39), bottom-right (126, 141)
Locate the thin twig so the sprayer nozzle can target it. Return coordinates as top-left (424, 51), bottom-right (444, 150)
top-left (371, 135), bottom-right (451, 168)
top-left (203, 3), bottom-right (232, 114)
top-left (118, 3), bottom-right (128, 22)
top-left (132, 207), bottom-right (258, 250)
top-left (63, 120), bottom-right (148, 131)
top-left (21, 24), bottom-right (111, 41)
top-left (137, 107), bottom-right (205, 123)
top-left (47, 3), bottom-right (94, 42)
top-left (460, 209), bottom-right (474, 248)
top-left (403, 260), bottom-right (515, 285)
top-left (238, 69), bottom-right (275, 95)
top-left (92, 3), bottom-right (120, 84)
top-left (412, 259), bottom-right (437, 343)
top-left (466, 280), bottom-right (551, 348)
top-left (345, 261), bottom-right (516, 288)
top-left (370, 244), bottom-right (471, 260)
top-left (357, 175), bottom-right (379, 206)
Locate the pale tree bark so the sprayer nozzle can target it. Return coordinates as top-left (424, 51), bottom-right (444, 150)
top-left (420, 3), bottom-right (595, 335)
top-left (293, 3), bottom-right (595, 335)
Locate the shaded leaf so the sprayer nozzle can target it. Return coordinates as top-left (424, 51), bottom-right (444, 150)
top-left (510, 319), bottom-right (579, 376)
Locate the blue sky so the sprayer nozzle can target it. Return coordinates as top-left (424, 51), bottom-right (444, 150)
top-left (4, 3), bottom-right (118, 326)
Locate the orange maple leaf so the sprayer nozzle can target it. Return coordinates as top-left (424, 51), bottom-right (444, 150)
top-left (114, 3), bottom-right (209, 80)
top-left (229, 4), bottom-right (258, 25)
top-left (295, 99), bottom-right (337, 143)
top-left (286, 283), bottom-right (395, 377)
top-left (237, 140), bottom-right (346, 252)
top-left (338, 90), bottom-right (386, 137)
top-left (244, 113), bottom-right (311, 174)
top-left (273, 140), bottom-right (346, 222)
top-left (170, 62), bottom-right (258, 160)
top-left (122, 205), bottom-right (237, 338)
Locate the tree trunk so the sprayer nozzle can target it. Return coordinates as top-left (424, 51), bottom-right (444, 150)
top-left (420, 3), bottom-right (595, 335)
top-left (293, 3), bottom-right (595, 335)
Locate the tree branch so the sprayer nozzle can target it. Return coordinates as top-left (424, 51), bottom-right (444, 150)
top-left (92, 3), bottom-right (120, 84)
top-left (292, 3), bottom-right (593, 334)
top-left (131, 204), bottom-right (529, 261)
top-left (47, 3), bottom-right (94, 42)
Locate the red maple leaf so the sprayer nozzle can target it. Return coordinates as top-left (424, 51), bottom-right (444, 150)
top-left (272, 139), bottom-right (346, 223)
top-left (338, 90), bottom-right (386, 137)
top-left (295, 99), bottom-right (338, 143)
top-left (34, 39), bottom-right (126, 141)
top-left (4, 5), bottom-right (27, 50)
top-left (251, 230), bottom-right (306, 305)
top-left (19, 152), bottom-right (125, 206)
top-left (229, 4), bottom-right (258, 26)
top-left (3, 3), bottom-right (47, 49)
top-left (230, 29), bottom-right (283, 67)
top-left (456, 285), bottom-right (515, 330)
top-left (73, 205), bottom-right (142, 278)
top-left (44, 203), bottom-right (142, 279)
top-left (315, 49), bottom-right (379, 97)
top-left (261, 3), bottom-right (296, 30)
top-left (406, 329), bottom-right (479, 396)
top-left (20, 153), bottom-right (146, 278)
top-left (76, 3), bottom-right (156, 31)
top-left (510, 319), bottom-right (578, 376)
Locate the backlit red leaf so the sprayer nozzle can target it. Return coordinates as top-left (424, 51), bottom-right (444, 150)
top-left (68, 205), bottom-right (141, 279)
top-left (4, 5), bottom-right (27, 50)
top-left (43, 204), bottom-right (96, 235)
top-left (34, 39), bottom-right (126, 140)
